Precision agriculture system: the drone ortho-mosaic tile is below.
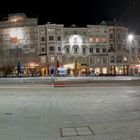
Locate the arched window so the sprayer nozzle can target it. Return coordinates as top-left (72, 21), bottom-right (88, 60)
top-left (131, 57), bottom-right (135, 62)
top-left (124, 56), bottom-right (128, 62)
top-left (73, 45), bottom-right (79, 54)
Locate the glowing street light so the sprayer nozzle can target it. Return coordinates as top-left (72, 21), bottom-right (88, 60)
top-left (128, 34), bottom-right (134, 41)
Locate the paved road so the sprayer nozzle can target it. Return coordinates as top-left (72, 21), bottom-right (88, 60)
top-left (0, 84), bottom-right (140, 140)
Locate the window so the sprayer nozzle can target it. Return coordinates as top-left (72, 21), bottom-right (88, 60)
top-left (41, 47), bottom-right (45, 52)
top-left (89, 37), bottom-right (94, 43)
top-left (101, 37), bottom-right (106, 43)
top-left (73, 45), bottom-right (79, 54)
top-left (74, 37), bottom-right (77, 43)
top-left (41, 37), bottom-right (45, 41)
top-left (48, 28), bottom-right (54, 33)
top-left (49, 36), bottom-right (54, 41)
top-left (95, 37), bottom-right (100, 43)
top-left (110, 34), bottom-right (113, 39)
top-left (57, 36), bottom-right (61, 41)
top-left (40, 56), bottom-right (46, 63)
top-left (40, 28), bottom-right (45, 34)
top-left (117, 55), bottom-right (122, 62)
top-left (131, 57), bottom-right (135, 62)
top-left (74, 31), bottom-right (77, 34)
top-left (95, 28), bottom-right (99, 32)
top-left (110, 56), bottom-right (114, 63)
top-left (96, 58), bottom-right (100, 64)
top-left (82, 47), bottom-right (86, 53)
top-left (90, 58), bottom-right (93, 63)
top-left (58, 47), bottom-right (61, 51)
top-left (118, 34), bottom-right (121, 39)
top-left (124, 57), bottom-right (128, 62)
top-left (102, 58), bottom-right (107, 63)
top-left (96, 48), bottom-right (100, 53)
top-left (74, 48), bottom-right (78, 53)
top-left (50, 56), bottom-right (55, 62)
top-left (10, 37), bottom-right (17, 43)
top-left (102, 48), bottom-right (106, 53)
top-left (49, 46), bottom-right (54, 51)
top-left (66, 48), bottom-right (69, 53)
top-left (90, 48), bottom-right (93, 53)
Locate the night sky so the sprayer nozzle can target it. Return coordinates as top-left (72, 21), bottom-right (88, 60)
top-left (0, 0), bottom-right (140, 33)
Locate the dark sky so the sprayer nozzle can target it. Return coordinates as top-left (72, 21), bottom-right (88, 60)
top-left (0, 0), bottom-right (140, 33)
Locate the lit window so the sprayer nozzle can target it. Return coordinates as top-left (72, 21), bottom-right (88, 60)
top-left (124, 57), bottom-right (128, 62)
top-left (40, 56), bottom-right (46, 63)
top-left (89, 37), bottom-right (94, 43)
top-left (101, 37), bottom-right (106, 43)
top-left (95, 28), bottom-right (99, 32)
top-left (50, 56), bottom-right (55, 62)
top-left (10, 37), bottom-right (17, 43)
top-left (95, 38), bottom-right (100, 43)
top-left (74, 37), bottom-right (77, 43)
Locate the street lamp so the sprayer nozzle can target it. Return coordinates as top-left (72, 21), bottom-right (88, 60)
top-left (128, 34), bottom-right (134, 76)
top-left (128, 34), bottom-right (134, 41)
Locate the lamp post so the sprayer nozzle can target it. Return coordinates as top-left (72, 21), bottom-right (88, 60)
top-left (128, 34), bottom-right (134, 56)
top-left (128, 34), bottom-right (134, 75)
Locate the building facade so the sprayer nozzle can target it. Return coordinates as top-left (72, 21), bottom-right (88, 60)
top-left (38, 22), bottom-right (131, 76)
top-left (128, 35), bottom-right (140, 75)
top-left (0, 13), bottom-right (38, 76)
top-left (0, 13), bottom-right (139, 77)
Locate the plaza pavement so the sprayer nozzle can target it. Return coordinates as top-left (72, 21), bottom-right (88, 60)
top-left (0, 84), bottom-right (139, 140)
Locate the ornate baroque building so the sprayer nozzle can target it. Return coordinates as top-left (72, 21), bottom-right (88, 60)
top-left (0, 13), bottom-right (140, 76)
top-left (38, 22), bottom-right (132, 76)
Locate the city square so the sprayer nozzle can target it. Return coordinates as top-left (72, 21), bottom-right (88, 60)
top-left (0, 78), bottom-right (139, 140)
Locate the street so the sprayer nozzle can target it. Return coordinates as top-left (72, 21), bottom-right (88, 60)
top-left (0, 83), bottom-right (139, 140)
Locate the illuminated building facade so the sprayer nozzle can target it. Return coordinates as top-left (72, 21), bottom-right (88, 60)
top-left (128, 35), bottom-right (140, 75)
top-left (0, 13), bottom-right (139, 76)
top-left (0, 13), bottom-right (38, 76)
top-left (38, 22), bottom-right (130, 76)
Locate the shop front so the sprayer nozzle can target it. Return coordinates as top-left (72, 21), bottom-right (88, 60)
top-left (129, 65), bottom-right (140, 76)
top-left (110, 65), bottom-right (128, 75)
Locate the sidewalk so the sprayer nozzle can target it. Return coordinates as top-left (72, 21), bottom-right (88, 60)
top-left (0, 76), bottom-right (139, 85)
